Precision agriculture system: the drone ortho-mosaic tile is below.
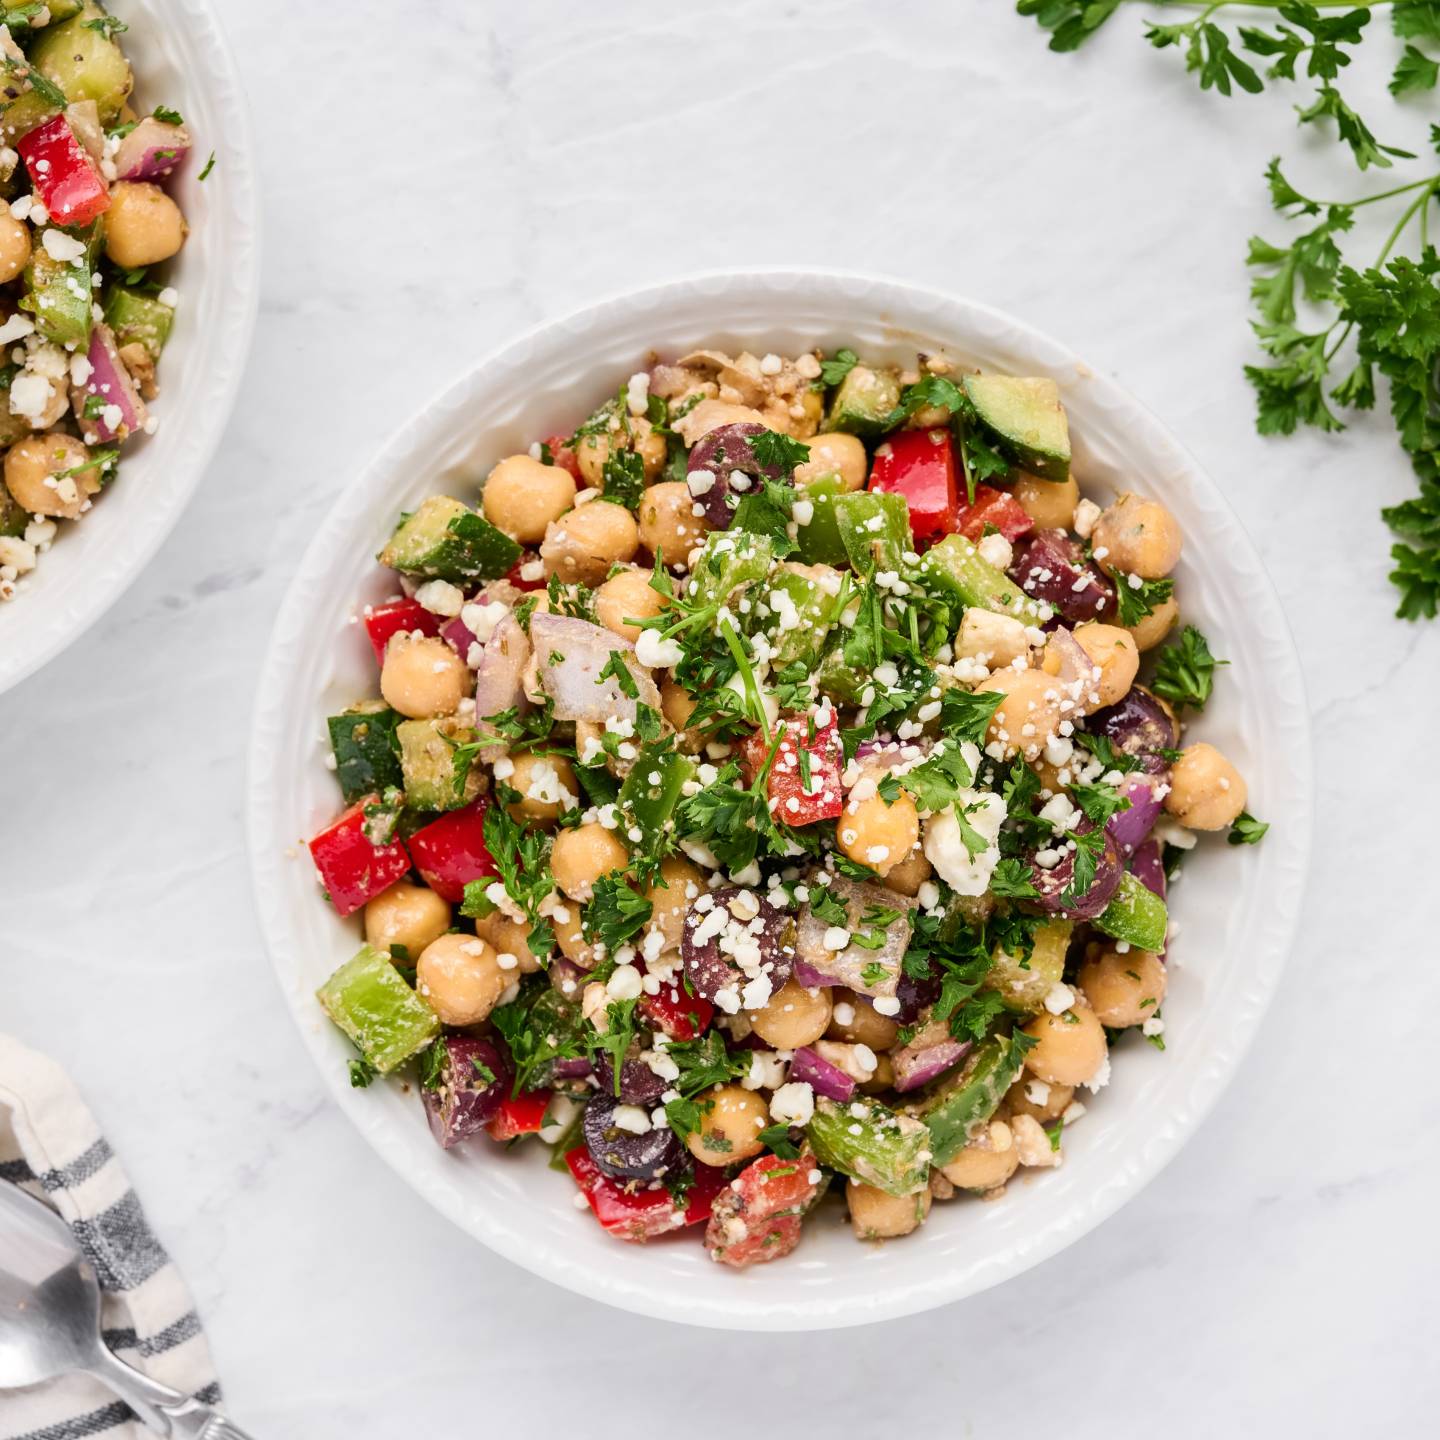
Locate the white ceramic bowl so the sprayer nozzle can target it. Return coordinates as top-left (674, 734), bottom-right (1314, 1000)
top-left (248, 272), bottom-right (1312, 1331)
top-left (0, 0), bottom-right (259, 694)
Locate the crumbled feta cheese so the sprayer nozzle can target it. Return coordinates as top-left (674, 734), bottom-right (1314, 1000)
top-left (769, 1081), bottom-right (815, 1127)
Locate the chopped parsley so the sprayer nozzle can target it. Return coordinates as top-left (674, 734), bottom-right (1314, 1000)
top-left (1150, 624), bottom-right (1225, 710)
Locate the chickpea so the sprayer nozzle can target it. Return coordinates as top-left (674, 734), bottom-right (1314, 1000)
top-left (858, 1052), bottom-right (895, 1095)
top-left (415, 933), bottom-right (508, 1026)
top-left (1164, 742), bottom-right (1247, 830)
top-left (364, 882), bottom-right (452, 959)
top-left (576, 416), bottom-right (667, 488)
top-left (848, 1179), bottom-right (931, 1240)
top-left (379, 633), bottom-right (467, 719)
top-left (837, 790), bottom-right (919, 877)
top-left (685, 1084), bottom-right (768, 1165)
top-left (503, 751), bottom-right (579, 826)
top-left (103, 182), bottom-right (187, 269)
top-left (643, 855), bottom-right (704, 948)
top-left (748, 978), bottom-right (832, 1049)
top-left (1091, 493), bottom-right (1182, 580)
top-left (975, 667), bottom-right (1060, 761)
top-left (794, 431), bottom-right (868, 493)
top-left (1004, 1075), bottom-right (1074, 1125)
top-left (1074, 622), bottom-right (1139, 709)
top-left (1078, 947), bottom-right (1167, 1029)
top-left (1128, 592), bottom-right (1178, 652)
top-left (1013, 471), bottom-right (1078, 529)
top-left (1022, 1003), bottom-right (1109, 1087)
top-left (939, 1119), bottom-right (1020, 1192)
top-left (826, 989), bottom-right (899, 1049)
top-left (474, 910), bottom-right (547, 975)
top-left (0, 211), bottom-right (30, 284)
top-left (661, 678), bottom-right (700, 749)
top-left (882, 847), bottom-right (932, 898)
top-left (593, 566), bottom-right (665, 643)
top-left (482, 454), bottom-right (576, 544)
top-left (3, 434), bottom-right (98, 519)
top-left (551, 897), bottom-right (599, 970)
top-left (637, 481), bottom-right (711, 568)
top-left (551, 822), bottom-right (628, 901)
top-left (540, 500), bottom-right (639, 588)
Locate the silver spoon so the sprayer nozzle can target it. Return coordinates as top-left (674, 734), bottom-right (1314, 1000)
top-left (0, 1179), bottom-right (255, 1438)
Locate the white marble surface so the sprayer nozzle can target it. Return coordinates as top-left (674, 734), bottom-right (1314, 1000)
top-left (4, 1), bottom-right (1439, 1433)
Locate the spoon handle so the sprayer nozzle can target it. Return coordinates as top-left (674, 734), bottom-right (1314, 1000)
top-left (88, 1346), bottom-right (256, 1439)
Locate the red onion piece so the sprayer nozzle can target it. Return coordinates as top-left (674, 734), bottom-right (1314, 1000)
top-left (1107, 773), bottom-right (1165, 857)
top-left (1130, 839), bottom-right (1167, 901)
top-left (892, 1033), bottom-right (972, 1093)
top-left (114, 116), bottom-right (191, 182)
top-left (530, 612), bottom-right (659, 724)
top-left (72, 324), bottom-right (147, 445)
top-left (790, 1045), bottom-right (856, 1103)
top-left (474, 612), bottom-right (531, 720)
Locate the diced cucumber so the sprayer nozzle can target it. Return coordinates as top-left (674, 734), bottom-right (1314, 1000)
top-left (961, 374), bottom-right (1071, 483)
top-left (806, 1095), bottom-right (931, 1197)
top-left (827, 364), bottom-right (901, 441)
top-left (0, 477), bottom-right (26, 537)
top-left (814, 644), bottom-right (868, 705)
top-left (919, 533), bottom-right (1043, 623)
top-left (833, 491), bottom-right (908, 576)
top-left (618, 748), bottom-right (693, 844)
top-left (316, 944), bottom-right (440, 1074)
top-left (378, 495), bottom-right (521, 585)
top-left (21, 237), bottom-right (92, 346)
top-left (912, 1033), bottom-right (1029, 1167)
top-left (1093, 872), bottom-right (1169, 952)
top-left (983, 919), bottom-right (1072, 1015)
top-left (684, 529), bottom-right (773, 610)
top-left (103, 287), bottom-right (173, 361)
top-left (29, 6), bottom-right (133, 125)
top-left (763, 562), bottom-right (838, 670)
top-left (397, 717), bottom-right (484, 812)
top-left (794, 473), bottom-right (849, 567)
top-left (326, 703), bottom-right (403, 806)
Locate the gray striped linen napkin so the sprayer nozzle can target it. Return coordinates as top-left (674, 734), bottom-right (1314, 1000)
top-left (0, 1035), bottom-right (222, 1440)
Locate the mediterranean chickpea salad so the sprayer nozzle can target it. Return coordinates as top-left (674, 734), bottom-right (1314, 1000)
top-left (0, 3), bottom-right (196, 603)
top-left (308, 343), bottom-right (1269, 1267)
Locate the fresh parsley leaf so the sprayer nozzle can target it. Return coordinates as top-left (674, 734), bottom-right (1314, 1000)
top-left (1228, 810), bottom-right (1271, 845)
top-left (583, 873), bottom-right (652, 953)
top-left (1016, 0), bottom-right (1122, 53)
top-left (731, 476), bottom-right (798, 557)
top-left (881, 738), bottom-right (976, 813)
top-left (83, 14), bottom-right (127, 38)
top-left (198, 151), bottom-right (216, 181)
top-left (989, 856), bottom-right (1040, 899)
top-left (153, 104), bottom-right (184, 126)
top-left (1071, 731), bottom-right (1143, 775)
top-left (939, 686), bottom-right (1006, 746)
top-left (757, 1123), bottom-right (802, 1159)
top-left (597, 650), bottom-right (640, 699)
top-left (1112, 574), bottom-right (1176, 628)
top-left (601, 449), bottom-right (646, 510)
top-left (459, 877), bottom-right (497, 918)
top-left (749, 429), bottom-right (811, 475)
top-left (1391, 43), bottom-right (1439, 96)
top-left (1150, 625), bottom-right (1225, 709)
top-left (348, 1056), bottom-right (377, 1088)
top-left (819, 347), bottom-right (859, 386)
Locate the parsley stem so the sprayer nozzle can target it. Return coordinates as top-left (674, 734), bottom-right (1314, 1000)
top-left (718, 617), bottom-right (770, 744)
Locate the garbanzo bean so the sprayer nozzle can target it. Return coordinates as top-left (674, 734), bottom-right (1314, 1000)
top-left (939, 1119), bottom-right (1019, 1191)
top-left (576, 416), bottom-right (667, 487)
top-left (882, 847), bottom-right (932, 897)
top-left (637, 481), bottom-right (710, 568)
top-left (551, 822), bottom-right (628, 901)
top-left (1022, 1003), bottom-right (1109, 1087)
top-left (482, 454), bottom-right (576, 544)
top-left (593, 566), bottom-right (665, 642)
top-left (685, 1084), bottom-right (768, 1165)
top-left (0, 212), bottom-right (31, 284)
top-left (1013, 471), bottom-right (1078, 529)
top-left (103, 182), bottom-right (187, 268)
top-left (551, 897), bottom-right (598, 971)
top-left (474, 910), bottom-right (547, 975)
top-left (540, 500), bottom-right (639, 588)
top-left (364, 882), bottom-right (452, 958)
top-left (1004, 1075), bottom-right (1074, 1125)
top-left (848, 1179), bottom-right (931, 1240)
top-left (976, 667), bottom-right (1059, 761)
top-left (748, 978), bottom-right (832, 1049)
top-left (643, 855), bottom-right (704, 948)
top-left (836, 790), bottom-right (919, 877)
top-left (1127, 592), bottom-right (1178, 652)
top-left (503, 751), bottom-right (579, 826)
top-left (415, 933), bottom-right (508, 1026)
top-left (1092, 493), bottom-right (1182, 579)
top-left (1164, 742), bottom-right (1247, 830)
top-left (794, 431), bottom-right (867, 492)
top-left (1074, 622), bottom-right (1139, 708)
top-left (825, 989), bottom-right (899, 1049)
top-left (1078, 947), bottom-right (1167, 1029)
top-left (379, 633), bottom-right (467, 719)
top-left (3, 434), bottom-right (97, 519)
top-left (661, 678), bottom-right (700, 747)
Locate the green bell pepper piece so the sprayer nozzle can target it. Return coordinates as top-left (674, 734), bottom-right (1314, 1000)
top-left (316, 945), bottom-right (440, 1074)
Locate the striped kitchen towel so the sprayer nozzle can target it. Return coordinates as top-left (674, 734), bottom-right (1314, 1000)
top-left (0, 1035), bottom-right (222, 1440)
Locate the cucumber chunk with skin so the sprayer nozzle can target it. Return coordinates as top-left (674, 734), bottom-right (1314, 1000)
top-left (920, 533), bottom-right (1044, 623)
top-left (1093, 872), bottom-right (1169, 952)
top-left (317, 944), bottom-right (440, 1074)
top-left (961, 374), bottom-right (1071, 483)
top-left (911, 1032), bottom-right (1030, 1167)
top-left (21, 237), bottom-right (92, 346)
top-left (806, 1095), bottom-right (931, 1197)
top-left (983, 919), bottom-right (1073, 1015)
top-left (397, 717), bottom-right (484, 812)
top-left (827, 363), bottom-right (902, 441)
top-left (103, 287), bottom-right (174, 361)
top-left (379, 495), bottom-right (521, 585)
top-left (29, 6), bottom-right (133, 125)
top-left (794, 472), bottom-right (848, 566)
top-left (814, 644), bottom-right (868, 705)
top-left (327, 703), bottom-right (404, 805)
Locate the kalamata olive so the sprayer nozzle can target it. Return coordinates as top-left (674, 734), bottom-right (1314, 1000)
top-left (421, 1034), bottom-right (510, 1150)
top-left (582, 1094), bottom-right (685, 1182)
top-left (682, 884), bottom-right (795, 1007)
top-left (1086, 685), bottom-right (1177, 766)
top-left (895, 969), bottom-right (942, 1026)
top-left (686, 422), bottom-right (785, 529)
top-left (1010, 530), bottom-right (1115, 625)
top-left (592, 1050), bottom-right (669, 1105)
top-left (1028, 821), bottom-right (1124, 921)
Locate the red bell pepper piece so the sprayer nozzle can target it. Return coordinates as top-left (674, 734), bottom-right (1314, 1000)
top-left (565, 1149), bottom-right (727, 1242)
top-left (954, 484), bottom-right (1034, 544)
top-left (485, 1089), bottom-right (552, 1141)
top-left (868, 429), bottom-right (958, 542)
top-left (307, 795), bottom-right (411, 918)
top-left (17, 115), bottom-right (110, 228)
top-left (739, 711), bottom-right (844, 826)
top-left (362, 598), bottom-right (441, 665)
top-left (640, 981), bottom-right (714, 1042)
top-left (504, 558), bottom-right (545, 592)
top-left (544, 433), bottom-right (583, 481)
top-left (704, 1152), bottom-right (821, 1268)
top-left (408, 797), bottom-right (498, 903)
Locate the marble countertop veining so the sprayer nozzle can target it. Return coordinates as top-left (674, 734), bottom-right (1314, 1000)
top-left (3, 1), bottom-right (1438, 1435)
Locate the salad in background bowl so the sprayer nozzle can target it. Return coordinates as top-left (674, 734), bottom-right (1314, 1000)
top-left (250, 273), bottom-right (1311, 1327)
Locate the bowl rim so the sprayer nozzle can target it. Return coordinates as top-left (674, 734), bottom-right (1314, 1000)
top-left (0, 0), bottom-right (262, 695)
top-left (246, 267), bottom-right (1314, 1330)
